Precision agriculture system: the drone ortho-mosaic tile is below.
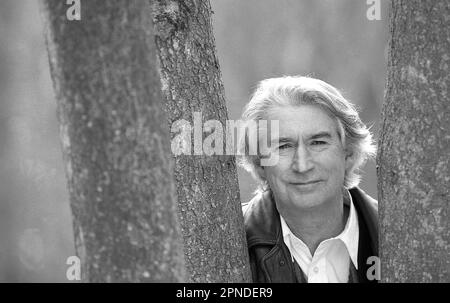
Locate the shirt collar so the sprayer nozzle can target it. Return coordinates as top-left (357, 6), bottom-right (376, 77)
top-left (280, 189), bottom-right (359, 269)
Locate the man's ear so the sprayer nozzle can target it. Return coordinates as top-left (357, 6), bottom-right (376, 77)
top-left (345, 151), bottom-right (354, 171)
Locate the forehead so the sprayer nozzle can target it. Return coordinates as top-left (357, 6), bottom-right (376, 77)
top-left (266, 105), bottom-right (340, 139)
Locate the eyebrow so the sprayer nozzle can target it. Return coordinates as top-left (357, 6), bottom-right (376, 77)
top-left (270, 137), bottom-right (294, 145)
top-left (270, 131), bottom-right (333, 144)
top-left (309, 131), bottom-right (333, 140)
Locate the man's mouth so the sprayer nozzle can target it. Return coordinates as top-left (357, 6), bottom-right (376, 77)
top-left (290, 180), bottom-right (322, 186)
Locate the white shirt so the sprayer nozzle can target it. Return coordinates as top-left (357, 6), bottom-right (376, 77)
top-left (280, 192), bottom-right (359, 283)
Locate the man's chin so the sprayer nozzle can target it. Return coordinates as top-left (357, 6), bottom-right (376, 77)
top-left (287, 190), bottom-right (324, 207)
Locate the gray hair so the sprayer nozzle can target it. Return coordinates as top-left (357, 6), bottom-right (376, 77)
top-left (238, 76), bottom-right (376, 192)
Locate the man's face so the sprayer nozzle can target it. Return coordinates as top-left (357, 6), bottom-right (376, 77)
top-left (259, 104), bottom-right (350, 213)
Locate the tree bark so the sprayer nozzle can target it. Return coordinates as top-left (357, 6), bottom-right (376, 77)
top-left (378, 0), bottom-right (449, 282)
top-left (41, 0), bottom-right (186, 282)
top-left (152, 0), bottom-right (251, 282)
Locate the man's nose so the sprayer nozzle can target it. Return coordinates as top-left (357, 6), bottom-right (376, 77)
top-left (292, 144), bottom-right (314, 173)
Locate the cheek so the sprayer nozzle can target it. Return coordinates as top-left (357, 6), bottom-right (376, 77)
top-left (317, 151), bottom-right (347, 176)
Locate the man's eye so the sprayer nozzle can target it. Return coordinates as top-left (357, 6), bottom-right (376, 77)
top-left (311, 140), bottom-right (327, 146)
top-left (278, 144), bottom-right (292, 150)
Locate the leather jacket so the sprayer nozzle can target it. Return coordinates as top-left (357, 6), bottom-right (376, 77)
top-left (242, 187), bottom-right (378, 283)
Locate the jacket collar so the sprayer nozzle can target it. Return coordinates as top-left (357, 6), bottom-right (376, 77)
top-left (243, 190), bottom-right (281, 247)
top-left (243, 187), bottom-right (378, 255)
top-left (350, 187), bottom-right (378, 255)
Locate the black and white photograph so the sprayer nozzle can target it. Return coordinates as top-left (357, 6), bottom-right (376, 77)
top-left (0, 0), bottom-right (448, 289)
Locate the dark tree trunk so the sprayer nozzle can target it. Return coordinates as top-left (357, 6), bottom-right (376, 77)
top-left (41, 0), bottom-right (186, 282)
top-left (378, 0), bottom-right (449, 282)
top-left (152, 0), bottom-right (251, 282)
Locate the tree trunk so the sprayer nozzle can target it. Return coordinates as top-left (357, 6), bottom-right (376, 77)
top-left (41, 0), bottom-right (186, 282)
top-left (152, 0), bottom-right (251, 282)
top-left (378, 0), bottom-right (449, 282)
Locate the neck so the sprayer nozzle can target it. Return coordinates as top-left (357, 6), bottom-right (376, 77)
top-left (279, 193), bottom-right (348, 256)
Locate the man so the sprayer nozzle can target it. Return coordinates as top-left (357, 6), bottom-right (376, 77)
top-left (239, 76), bottom-right (378, 283)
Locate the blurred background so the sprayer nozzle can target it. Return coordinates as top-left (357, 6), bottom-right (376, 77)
top-left (0, 0), bottom-right (388, 282)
